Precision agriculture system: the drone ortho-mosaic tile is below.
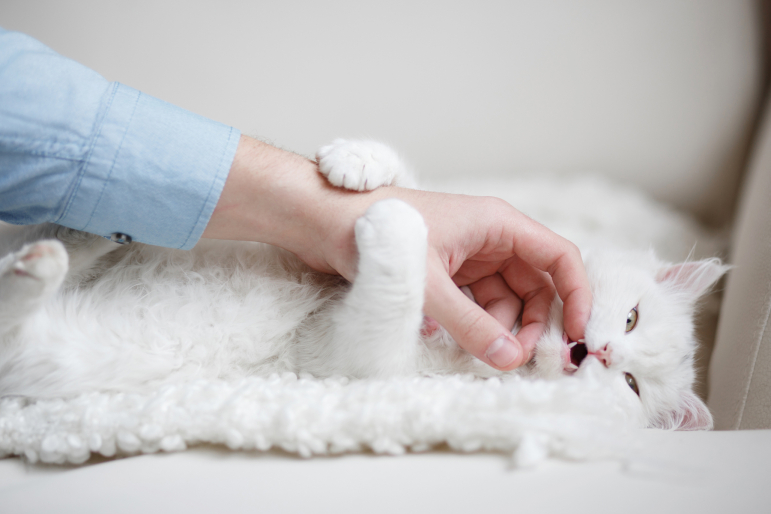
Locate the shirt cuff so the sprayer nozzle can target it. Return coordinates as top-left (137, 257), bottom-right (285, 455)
top-left (57, 82), bottom-right (240, 250)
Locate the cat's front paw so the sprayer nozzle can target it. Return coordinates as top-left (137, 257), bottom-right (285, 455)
top-left (316, 139), bottom-right (407, 191)
top-left (354, 199), bottom-right (427, 282)
top-left (7, 241), bottom-right (68, 285)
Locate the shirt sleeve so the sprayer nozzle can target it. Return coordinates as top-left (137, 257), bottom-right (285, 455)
top-left (0, 27), bottom-right (241, 250)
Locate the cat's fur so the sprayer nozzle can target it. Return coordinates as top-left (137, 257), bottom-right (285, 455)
top-left (0, 139), bottom-right (727, 431)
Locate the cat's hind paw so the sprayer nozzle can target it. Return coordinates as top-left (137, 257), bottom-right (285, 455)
top-left (316, 139), bottom-right (407, 191)
top-left (5, 241), bottom-right (68, 288)
top-left (0, 240), bottom-right (68, 328)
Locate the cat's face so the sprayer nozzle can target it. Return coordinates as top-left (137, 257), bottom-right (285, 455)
top-left (531, 248), bottom-right (727, 430)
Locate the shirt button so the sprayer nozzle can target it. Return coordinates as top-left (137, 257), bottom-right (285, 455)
top-left (110, 233), bottom-right (132, 244)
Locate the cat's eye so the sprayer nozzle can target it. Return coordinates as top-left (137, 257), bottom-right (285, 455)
top-left (624, 372), bottom-right (640, 396)
top-left (625, 306), bottom-right (638, 333)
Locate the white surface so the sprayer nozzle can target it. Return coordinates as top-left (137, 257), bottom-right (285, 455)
top-left (0, 0), bottom-right (763, 224)
top-left (0, 429), bottom-right (769, 513)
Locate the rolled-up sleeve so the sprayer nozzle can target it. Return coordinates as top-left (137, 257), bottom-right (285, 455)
top-left (0, 27), bottom-right (240, 250)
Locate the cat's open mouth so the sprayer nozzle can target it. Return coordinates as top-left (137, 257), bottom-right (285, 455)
top-left (570, 341), bottom-right (588, 368)
top-left (562, 333), bottom-right (588, 374)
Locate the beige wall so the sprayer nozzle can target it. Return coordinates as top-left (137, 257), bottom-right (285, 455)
top-left (1, 0), bottom-right (765, 226)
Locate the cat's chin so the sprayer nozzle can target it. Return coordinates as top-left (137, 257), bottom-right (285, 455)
top-left (529, 329), bottom-right (573, 379)
top-left (560, 332), bottom-right (577, 375)
top-left (529, 329), bottom-right (593, 379)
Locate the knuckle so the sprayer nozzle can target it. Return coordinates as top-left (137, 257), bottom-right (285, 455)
top-left (548, 240), bottom-right (582, 277)
top-left (478, 196), bottom-right (516, 217)
top-left (523, 283), bottom-right (554, 305)
top-left (566, 241), bottom-right (582, 260)
top-left (489, 196), bottom-right (512, 211)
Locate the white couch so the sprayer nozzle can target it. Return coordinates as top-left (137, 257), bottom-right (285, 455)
top-left (1, 1), bottom-right (769, 512)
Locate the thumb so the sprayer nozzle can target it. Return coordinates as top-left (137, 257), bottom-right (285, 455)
top-left (425, 272), bottom-right (531, 370)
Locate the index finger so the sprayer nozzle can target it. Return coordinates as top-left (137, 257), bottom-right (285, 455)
top-left (501, 214), bottom-right (592, 341)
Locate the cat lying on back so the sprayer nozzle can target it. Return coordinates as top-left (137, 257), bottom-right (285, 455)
top-left (0, 140), bottom-right (727, 431)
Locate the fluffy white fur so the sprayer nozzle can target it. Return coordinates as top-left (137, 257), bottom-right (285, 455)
top-left (0, 140), bottom-right (727, 464)
top-left (317, 138), bottom-right (417, 190)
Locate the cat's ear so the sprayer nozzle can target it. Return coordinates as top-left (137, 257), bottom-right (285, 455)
top-left (672, 390), bottom-right (713, 430)
top-left (655, 258), bottom-right (730, 301)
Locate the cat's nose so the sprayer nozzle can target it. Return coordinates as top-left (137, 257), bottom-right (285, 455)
top-left (589, 343), bottom-right (612, 368)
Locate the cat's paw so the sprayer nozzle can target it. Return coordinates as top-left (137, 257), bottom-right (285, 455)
top-left (5, 241), bottom-right (68, 285)
top-left (316, 139), bottom-right (407, 191)
top-left (0, 240), bottom-right (68, 331)
top-left (354, 199), bottom-right (427, 282)
top-left (420, 316), bottom-right (441, 337)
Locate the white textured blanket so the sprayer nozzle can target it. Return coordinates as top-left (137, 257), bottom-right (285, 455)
top-left (0, 374), bottom-right (636, 466)
top-left (0, 176), bottom-right (722, 466)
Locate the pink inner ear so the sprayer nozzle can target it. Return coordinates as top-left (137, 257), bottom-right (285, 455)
top-left (655, 259), bottom-right (728, 299)
top-left (675, 391), bottom-right (713, 431)
top-left (656, 265), bottom-right (685, 284)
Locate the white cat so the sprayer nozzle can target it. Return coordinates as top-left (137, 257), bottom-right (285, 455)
top-left (0, 139), bottom-right (726, 432)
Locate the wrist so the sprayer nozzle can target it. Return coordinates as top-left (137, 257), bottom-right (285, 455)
top-left (202, 136), bottom-right (370, 278)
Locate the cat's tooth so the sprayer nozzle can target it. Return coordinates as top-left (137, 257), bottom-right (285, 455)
top-left (567, 342), bottom-right (577, 349)
top-left (577, 339), bottom-right (586, 343)
top-left (567, 363), bottom-right (578, 370)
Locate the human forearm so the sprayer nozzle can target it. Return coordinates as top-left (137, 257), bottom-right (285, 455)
top-left (202, 135), bottom-right (372, 279)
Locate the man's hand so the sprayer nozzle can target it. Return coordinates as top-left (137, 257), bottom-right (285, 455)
top-left (412, 193), bottom-right (591, 369)
top-left (204, 136), bottom-right (592, 370)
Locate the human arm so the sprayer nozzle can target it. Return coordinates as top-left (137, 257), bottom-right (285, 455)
top-left (0, 27), bottom-right (239, 249)
top-left (0, 26), bottom-right (591, 369)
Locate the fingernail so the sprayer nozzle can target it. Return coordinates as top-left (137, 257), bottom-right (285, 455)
top-left (486, 336), bottom-right (520, 368)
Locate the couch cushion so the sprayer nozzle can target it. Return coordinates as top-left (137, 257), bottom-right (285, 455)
top-left (709, 93), bottom-right (771, 430)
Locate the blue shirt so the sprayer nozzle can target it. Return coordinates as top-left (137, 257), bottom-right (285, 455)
top-left (0, 27), bottom-right (240, 250)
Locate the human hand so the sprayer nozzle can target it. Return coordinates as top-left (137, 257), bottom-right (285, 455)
top-left (393, 190), bottom-right (592, 370)
top-left (204, 136), bottom-right (592, 370)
